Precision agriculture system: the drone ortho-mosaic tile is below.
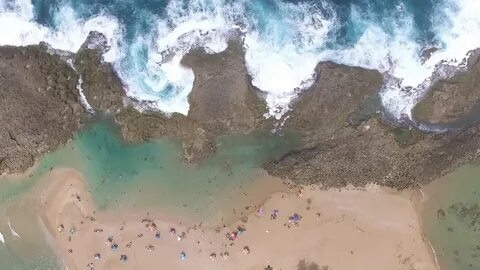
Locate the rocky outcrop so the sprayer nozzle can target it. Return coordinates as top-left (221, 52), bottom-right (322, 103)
top-left (0, 45), bottom-right (85, 174)
top-left (182, 40), bottom-right (268, 133)
top-left (413, 49), bottom-right (480, 124)
top-left (74, 32), bottom-right (124, 113)
top-left (115, 108), bottom-right (214, 161)
top-left (116, 39), bottom-right (270, 162)
top-left (284, 61), bottom-right (383, 142)
top-left (264, 118), bottom-right (430, 189)
top-left (3, 34), bottom-right (480, 190)
top-left (264, 51), bottom-right (480, 189)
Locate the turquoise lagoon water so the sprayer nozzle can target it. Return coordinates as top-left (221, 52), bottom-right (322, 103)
top-left (422, 165), bottom-right (480, 270)
top-left (0, 119), bottom-right (301, 270)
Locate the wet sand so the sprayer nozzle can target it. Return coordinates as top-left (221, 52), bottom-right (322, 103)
top-left (40, 168), bottom-right (438, 270)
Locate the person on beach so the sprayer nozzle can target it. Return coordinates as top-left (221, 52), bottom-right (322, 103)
top-left (271, 209), bottom-right (279, 220)
top-left (87, 262), bottom-right (95, 270)
top-left (221, 252), bottom-right (229, 260)
top-left (180, 251), bottom-right (187, 260)
top-left (106, 236), bottom-right (113, 246)
top-left (146, 244), bottom-right (155, 251)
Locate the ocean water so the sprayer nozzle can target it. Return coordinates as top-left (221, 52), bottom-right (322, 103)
top-left (1, 0), bottom-right (479, 120)
top-left (422, 165), bottom-right (480, 270)
top-left (0, 119), bottom-right (301, 269)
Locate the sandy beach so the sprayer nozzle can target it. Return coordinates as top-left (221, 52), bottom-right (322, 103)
top-left (36, 168), bottom-right (438, 270)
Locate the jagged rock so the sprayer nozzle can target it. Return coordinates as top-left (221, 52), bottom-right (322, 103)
top-left (80, 31), bottom-right (109, 53)
top-left (74, 31), bottom-right (124, 113)
top-left (420, 46), bottom-right (439, 64)
top-left (284, 61), bottom-right (383, 142)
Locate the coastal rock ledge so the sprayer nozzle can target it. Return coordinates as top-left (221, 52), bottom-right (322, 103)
top-left (2, 34), bottom-right (480, 189)
top-left (0, 45), bottom-right (84, 174)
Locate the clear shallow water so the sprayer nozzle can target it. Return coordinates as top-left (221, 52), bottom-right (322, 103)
top-left (1, 0), bottom-right (479, 119)
top-left (422, 165), bottom-right (480, 270)
top-left (0, 119), bottom-right (301, 269)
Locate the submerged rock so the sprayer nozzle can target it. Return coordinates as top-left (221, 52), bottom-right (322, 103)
top-left (437, 208), bottom-right (446, 219)
top-left (420, 46), bottom-right (439, 64)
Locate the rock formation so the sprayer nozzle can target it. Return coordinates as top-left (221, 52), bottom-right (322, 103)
top-left (0, 44), bottom-right (85, 174)
top-left (413, 49), bottom-right (480, 124)
top-left (2, 32), bottom-right (480, 190)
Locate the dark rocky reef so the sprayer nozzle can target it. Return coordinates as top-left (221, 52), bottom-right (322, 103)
top-left (264, 115), bottom-right (480, 189)
top-left (115, 39), bottom-right (270, 162)
top-left (0, 44), bottom-right (85, 174)
top-left (181, 40), bottom-right (268, 133)
top-left (284, 61), bottom-right (383, 143)
top-left (264, 50), bottom-right (480, 189)
top-left (413, 49), bottom-right (480, 124)
top-left (74, 32), bottom-right (124, 112)
top-left (3, 31), bottom-right (480, 190)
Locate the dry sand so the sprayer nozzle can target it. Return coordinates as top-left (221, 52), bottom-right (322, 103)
top-left (40, 168), bottom-right (438, 270)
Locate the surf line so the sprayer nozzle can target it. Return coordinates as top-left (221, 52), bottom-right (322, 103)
top-left (66, 58), bottom-right (95, 115)
top-left (7, 219), bottom-right (21, 239)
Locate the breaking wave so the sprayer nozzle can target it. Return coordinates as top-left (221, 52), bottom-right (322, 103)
top-left (0, 0), bottom-right (479, 119)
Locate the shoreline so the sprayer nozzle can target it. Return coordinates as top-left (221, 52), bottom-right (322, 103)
top-left (0, 159), bottom-right (40, 180)
top-left (410, 189), bottom-right (442, 270)
top-left (1, 12), bottom-right (480, 270)
top-left (36, 168), bottom-right (438, 270)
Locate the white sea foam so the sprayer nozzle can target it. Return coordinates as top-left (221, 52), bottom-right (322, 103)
top-left (114, 0), bottom-right (336, 118)
top-left (0, 1), bottom-right (123, 61)
top-left (110, 0), bottom-right (480, 119)
top-left (378, 0), bottom-right (480, 119)
top-left (63, 59), bottom-right (95, 114)
top-left (0, 0), bottom-right (122, 114)
top-left (321, 0), bottom-right (480, 119)
top-left (0, 231), bottom-right (4, 244)
top-left (318, 4), bottom-right (423, 119)
top-left (7, 219), bottom-right (20, 239)
top-left (243, 1), bottom-right (335, 119)
top-left (116, 0), bottom-right (237, 114)
top-left (1, 0), bottom-right (479, 120)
